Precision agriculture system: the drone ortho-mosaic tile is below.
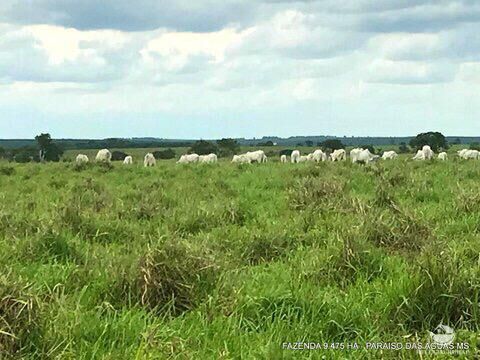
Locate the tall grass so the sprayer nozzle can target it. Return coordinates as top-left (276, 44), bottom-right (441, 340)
top-left (0, 157), bottom-right (479, 358)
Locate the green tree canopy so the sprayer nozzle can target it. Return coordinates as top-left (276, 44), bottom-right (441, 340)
top-left (35, 133), bottom-right (63, 162)
top-left (409, 132), bottom-right (448, 152)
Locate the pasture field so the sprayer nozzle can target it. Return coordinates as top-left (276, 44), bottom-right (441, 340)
top-left (1, 155), bottom-right (480, 359)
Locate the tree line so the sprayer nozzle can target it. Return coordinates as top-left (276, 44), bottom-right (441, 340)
top-left (0, 131), bottom-right (458, 163)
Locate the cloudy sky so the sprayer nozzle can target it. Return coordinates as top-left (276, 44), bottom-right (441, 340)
top-left (1, 0), bottom-right (480, 139)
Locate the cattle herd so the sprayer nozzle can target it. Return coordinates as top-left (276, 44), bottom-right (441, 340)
top-left (74, 145), bottom-right (476, 167)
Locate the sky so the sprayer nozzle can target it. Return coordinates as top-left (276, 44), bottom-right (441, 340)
top-left (1, 0), bottom-right (480, 139)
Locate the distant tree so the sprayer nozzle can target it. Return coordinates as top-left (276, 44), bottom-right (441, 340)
top-left (35, 133), bottom-right (52, 161)
top-left (189, 140), bottom-right (218, 155)
top-left (398, 142), bottom-right (409, 153)
top-left (319, 139), bottom-right (345, 152)
top-left (360, 144), bottom-right (376, 154)
top-left (0, 147), bottom-right (5, 159)
top-left (153, 149), bottom-right (176, 159)
top-left (111, 151), bottom-right (129, 161)
top-left (217, 138), bottom-right (240, 157)
top-left (305, 140), bottom-right (314, 147)
top-left (296, 142), bottom-right (304, 147)
top-left (453, 138), bottom-right (461, 145)
top-left (469, 142), bottom-right (480, 151)
top-left (409, 132), bottom-right (448, 152)
top-left (35, 133), bottom-right (63, 162)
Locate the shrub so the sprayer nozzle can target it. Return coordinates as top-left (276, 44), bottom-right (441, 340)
top-left (188, 140), bottom-right (218, 155)
top-left (152, 149), bottom-right (176, 160)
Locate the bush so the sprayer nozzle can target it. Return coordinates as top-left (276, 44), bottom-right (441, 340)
top-left (188, 140), bottom-right (218, 155)
top-left (398, 142), bottom-right (409, 153)
top-left (138, 241), bottom-right (219, 314)
top-left (152, 149), bottom-right (176, 160)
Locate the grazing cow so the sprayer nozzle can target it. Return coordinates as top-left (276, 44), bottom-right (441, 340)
top-left (306, 153), bottom-right (315, 162)
top-left (413, 150), bottom-right (426, 160)
top-left (350, 148), bottom-right (363, 163)
top-left (280, 155), bottom-right (287, 163)
top-left (246, 150), bottom-right (267, 163)
top-left (298, 155), bottom-right (308, 163)
top-left (232, 154), bottom-right (251, 164)
top-left (356, 149), bottom-right (380, 164)
top-left (382, 151), bottom-right (398, 160)
top-left (177, 154), bottom-right (200, 164)
top-left (438, 152), bottom-right (448, 161)
top-left (312, 149), bottom-right (327, 162)
top-left (144, 153), bottom-right (156, 167)
top-left (330, 149), bottom-right (346, 162)
top-left (123, 156), bottom-right (133, 165)
top-left (457, 149), bottom-right (469, 159)
top-left (76, 154), bottom-right (89, 164)
top-left (199, 153), bottom-right (218, 163)
top-left (422, 145), bottom-right (434, 160)
top-left (291, 150), bottom-right (301, 163)
top-left (95, 149), bottom-right (112, 162)
top-left (461, 149), bottom-right (479, 160)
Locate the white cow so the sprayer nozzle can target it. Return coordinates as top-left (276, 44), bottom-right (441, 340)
top-left (422, 145), bottom-right (434, 160)
top-left (291, 150), bottom-right (301, 163)
top-left (280, 155), bottom-right (287, 163)
top-left (95, 149), bottom-right (112, 162)
top-left (356, 149), bottom-right (380, 164)
top-left (144, 153), bottom-right (156, 167)
top-left (382, 151), bottom-right (398, 160)
top-left (457, 149), bottom-right (469, 159)
top-left (413, 150), bottom-right (426, 160)
top-left (438, 152), bottom-right (448, 161)
top-left (123, 156), bottom-right (133, 165)
top-left (312, 149), bottom-right (327, 162)
top-left (298, 155), bottom-right (308, 163)
top-left (246, 150), bottom-right (267, 163)
top-left (330, 149), bottom-right (346, 162)
top-left (306, 153), bottom-right (315, 162)
top-left (350, 148), bottom-right (363, 163)
top-left (177, 154), bottom-right (200, 164)
top-left (199, 153), bottom-right (218, 163)
top-left (460, 149), bottom-right (479, 160)
top-left (75, 154), bottom-right (89, 164)
top-left (232, 154), bottom-right (251, 164)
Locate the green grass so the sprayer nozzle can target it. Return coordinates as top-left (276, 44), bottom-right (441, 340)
top-left (1, 155), bottom-right (480, 359)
